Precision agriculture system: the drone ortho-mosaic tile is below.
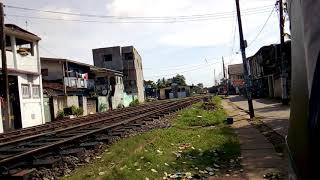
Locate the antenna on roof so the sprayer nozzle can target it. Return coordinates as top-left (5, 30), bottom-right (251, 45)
top-left (25, 20), bottom-right (28, 30)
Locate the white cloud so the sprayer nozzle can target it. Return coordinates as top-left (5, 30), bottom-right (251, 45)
top-left (5, 0), bottom-right (280, 87)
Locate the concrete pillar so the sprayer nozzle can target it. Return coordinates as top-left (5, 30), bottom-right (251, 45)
top-left (39, 75), bottom-right (45, 124)
top-left (82, 96), bottom-right (88, 116)
top-left (10, 36), bottom-right (17, 69)
top-left (53, 97), bottom-right (58, 118)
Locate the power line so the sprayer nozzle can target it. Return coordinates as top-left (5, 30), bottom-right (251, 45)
top-left (4, 4), bottom-right (274, 20)
top-left (227, 1), bottom-right (238, 66)
top-left (144, 56), bottom-right (223, 71)
top-left (247, 6), bottom-right (275, 47)
top-left (144, 63), bottom-right (207, 71)
top-left (5, 9), bottom-right (273, 24)
top-left (39, 45), bottom-right (61, 58)
top-left (145, 61), bottom-right (221, 78)
top-left (230, 1), bottom-right (236, 54)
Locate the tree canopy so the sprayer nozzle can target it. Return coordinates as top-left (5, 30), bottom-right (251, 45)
top-left (145, 74), bottom-right (187, 89)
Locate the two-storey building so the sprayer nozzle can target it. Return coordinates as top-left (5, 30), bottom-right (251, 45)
top-left (92, 46), bottom-right (145, 104)
top-left (41, 58), bottom-right (124, 121)
top-left (0, 24), bottom-right (44, 132)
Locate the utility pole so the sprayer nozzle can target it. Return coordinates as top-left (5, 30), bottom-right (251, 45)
top-left (279, 0), bottom-right (288, 105)
top-left (214, 69), bottom-right (216, 86)
top-left (235, 0), bottom-right (255, 118)
top-left (222, 56), bottom-right (226, 78)
top-left (0, 3), bottom-right (11, 130)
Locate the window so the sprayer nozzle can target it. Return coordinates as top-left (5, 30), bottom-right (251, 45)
top-left (41, 69), bottom-right (48, 76)
top-left (104, 54), bottom-right (112, 62)
top-left (32, 85), bottom-right (40, 98)
top-left (16, 37), bottom-right (35, 56)
top-left (124, 52), bottom-right (133, 60)
top-left (22, 84), bottom-right (30, 98)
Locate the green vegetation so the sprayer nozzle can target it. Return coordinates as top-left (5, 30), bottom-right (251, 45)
top-left (154, 74), bottom-right (187, 89)
top-left (57, 106), bottom-right (84, 119)
top-left (174, 96), bottom-right (226, 128)
top-left (129, 99), bottom-right (140, 107)
top-left (64, 96), bottom-right (239, 180)
top-left (56, 110), bottom-right (65, 120)
top-left (99, 103), bottom-right (108, 112)
top-left (75, 107), bottom-right (84, 117)
top-left (71, 105), bottom-right (84, 117)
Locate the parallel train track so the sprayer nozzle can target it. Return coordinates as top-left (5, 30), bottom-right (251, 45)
top-left (0, 96), bottom-right (204, 177)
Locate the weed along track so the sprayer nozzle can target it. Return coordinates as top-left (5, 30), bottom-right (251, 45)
top-left (0, 96), bottom-right (204, 178)
top-left (64, 96), bottom-right (242, 180)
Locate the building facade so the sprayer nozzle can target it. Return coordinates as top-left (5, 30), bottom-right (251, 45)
top-left (0, 24), bottom-right (44, 132)
top-left (41, 58), bottom-right (124, 121)
top-left (228, 63), bottom-right (245, 87)
top-left (247, 41), bottom-right (291, 98)
top-left (92, 46), bottom-right (145, 103)
top-left (159, 85), bottom-right (191, 100)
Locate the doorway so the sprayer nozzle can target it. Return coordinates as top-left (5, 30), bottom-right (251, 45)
top-left (8, 76), bottom-right (22, 129)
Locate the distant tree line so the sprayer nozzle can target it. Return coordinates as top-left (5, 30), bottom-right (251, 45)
top-left (144, 74), bottom-right (187, 89)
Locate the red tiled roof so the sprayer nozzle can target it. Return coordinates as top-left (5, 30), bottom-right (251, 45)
top-left (42, 81), bottom-right (81, 92)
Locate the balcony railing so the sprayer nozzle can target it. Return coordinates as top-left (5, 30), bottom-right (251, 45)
top-left (64, 77), bottom-right (88, 89)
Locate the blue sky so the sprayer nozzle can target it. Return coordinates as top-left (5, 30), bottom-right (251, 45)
top-left (4, 0), bottom-right (284, 87)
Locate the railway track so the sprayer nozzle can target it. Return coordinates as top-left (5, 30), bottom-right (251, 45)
top-left (0, 96), bottom-right (203, 177)
top-left (0, 100), bottom-right (166, 143)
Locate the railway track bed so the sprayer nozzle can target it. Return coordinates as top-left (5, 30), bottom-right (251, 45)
top-left (0, 96), bottom-right (204, 179)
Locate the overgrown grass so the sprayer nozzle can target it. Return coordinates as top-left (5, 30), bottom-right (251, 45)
top-left (174, 96), bottom-right (227, 127)
top-left (63, 96), bottom-right (239, 180)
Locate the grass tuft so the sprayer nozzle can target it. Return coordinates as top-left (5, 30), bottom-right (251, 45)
top-left (63, 96), bottom-right (240, 180)
top-left (174, 96), bottom-right (227, 127)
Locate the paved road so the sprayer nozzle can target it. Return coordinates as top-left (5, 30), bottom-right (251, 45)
top-left (222, 99), bottom-right (286, 180)
top-left (227, 96), bottom-right (290, 137)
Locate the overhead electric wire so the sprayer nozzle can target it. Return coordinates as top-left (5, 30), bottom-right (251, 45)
top-left (145, 61), bottom-right (221, 78)
top-left (247, 6), bottom-right (275, 47)
top-left (39, 45), bottom-right (61, 58)
top-left (5, 9), bottom-right (273, 24)
top-left (144, 56), bottom-right (224, 71)
top-left (4, 4), bottom-right (274, 21)
top-left (227, 1), bottom-right (238, 66)
top-left (144, 61), bottom-right (219, 71)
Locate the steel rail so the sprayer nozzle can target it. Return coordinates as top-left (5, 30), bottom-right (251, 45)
top-left (0, 100), bottom-right (162, 138)
top-left (0, 100), bottom-right (178, 147)
top-left (0, 97), bottom-right (200, 168)
top-left (0, 100), bottom-right (169, 143)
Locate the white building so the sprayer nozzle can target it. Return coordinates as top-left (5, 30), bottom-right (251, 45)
top-left (0, 24), bottom-right (44, 133)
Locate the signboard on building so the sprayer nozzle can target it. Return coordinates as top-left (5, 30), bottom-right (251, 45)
top-left (232, 79), bottom-right (245, 87)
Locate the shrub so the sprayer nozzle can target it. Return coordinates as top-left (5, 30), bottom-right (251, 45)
top-left (56, 110), bottom-right (65, 120)
top-left (71, 105), bottom-right (78, 115)
top-left (129, 99), bottom-right (140, 107)
top-left (64, 105), bottom-right (84, 117)
top-left (99, 103), bottom-right (107, 112)
top-left (75, 107), bottom-right (84, 117)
